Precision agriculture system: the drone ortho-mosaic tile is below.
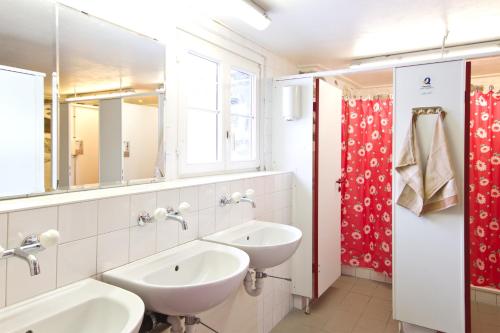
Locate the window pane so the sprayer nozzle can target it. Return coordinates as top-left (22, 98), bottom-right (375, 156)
top-left (185, 53), bottom-right (218, 110)
top-left (187, 109), bottom-right (219, 164)
top-left (231, 115), bottom-right (253, 161)
top-left (230, 69), bottom-right (252, 116)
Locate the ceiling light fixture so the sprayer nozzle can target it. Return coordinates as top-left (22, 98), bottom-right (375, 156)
top-left (350, 42), bottom-right (500, 69)
top-left (212, 0), bottom-right (271, 31)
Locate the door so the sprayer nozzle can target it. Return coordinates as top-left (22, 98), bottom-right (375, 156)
top-left (317, 79), bottom-right (343, 297)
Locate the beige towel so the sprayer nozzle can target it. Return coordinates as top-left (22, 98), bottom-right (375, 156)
top-left (395, 112), bottom-right (459, 216)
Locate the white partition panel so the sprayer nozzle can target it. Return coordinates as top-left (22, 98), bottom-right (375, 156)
top-left (272, 77), bottom-right (314, 298)
top-left (317, 79), bottom-right (342, 297)
top-left (393, 60), bottom-right (466, 333)
top-left (99, 98), bottom-right (123, 184)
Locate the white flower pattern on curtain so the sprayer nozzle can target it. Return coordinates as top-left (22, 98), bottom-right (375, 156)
top-left (469, 90), bottom-right (500, 289)
top-left (341, 97), bottom-right (393, 277)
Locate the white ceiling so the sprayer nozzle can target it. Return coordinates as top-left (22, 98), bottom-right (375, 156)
top-left (211, 0), bottom-right (500, 69)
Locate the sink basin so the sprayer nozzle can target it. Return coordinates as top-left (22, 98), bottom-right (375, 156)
top-left (102, 240), bottom-right (249, 316)
top-left (0, 279), bottom-right (144, 333)
top-left (203, 220), bottom-right (302, 269)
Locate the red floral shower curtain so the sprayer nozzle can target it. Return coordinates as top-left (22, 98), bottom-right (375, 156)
top-left (340, 97), bottom-right (393, 276)
top-left (469, 91), bottom-right (500, 289)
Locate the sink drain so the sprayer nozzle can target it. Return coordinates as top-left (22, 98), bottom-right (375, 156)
top-left (174, 265), bottom-right (179, 271)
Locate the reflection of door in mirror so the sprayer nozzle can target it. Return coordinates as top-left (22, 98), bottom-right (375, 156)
top-left (0, 0), bottom-right (57, 197)
top-left (122, 96), bottom-right (159, 181)
top-left (70, 104), bottom-right (99, 186)
top-left (0, 67), bottom-right (45, 197)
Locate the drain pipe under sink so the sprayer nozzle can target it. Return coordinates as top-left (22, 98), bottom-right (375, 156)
top-left (167, 316), bottom-right (183, 333)
top-left (244, 269), bottom-right (265, 297)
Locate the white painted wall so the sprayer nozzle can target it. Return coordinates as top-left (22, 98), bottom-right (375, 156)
top-left (0, 67), bottom-right (44, 197)
top-left (393, 60), bottom-right (466, 333)
top-left (272, 77), bottom-right (314, 299)
top-left (122, 102), bottom-right (158, 181)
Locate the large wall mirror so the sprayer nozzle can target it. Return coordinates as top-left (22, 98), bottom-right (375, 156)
top-left (0, 0), bottom-right (166, 199)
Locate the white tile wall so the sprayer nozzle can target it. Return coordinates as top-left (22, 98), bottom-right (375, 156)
top-left (98, 196), bottom-right (130, 234)
top-left (6, 208), bottom-right (58, 305)
top-left (130, 193), bottom-right (156, 227)
top-left (198, 184), bottom-right (215, 211)
top-left (0, 173), bottom-right (294, 333)
top-left (57, 236), bottom-right (97, 287)
top-left (97, 228), bottom-right (129, 273)
top-left (58, 201), bottom-right (98, 243)
top-left (198, 207), bottom-right (216, 237)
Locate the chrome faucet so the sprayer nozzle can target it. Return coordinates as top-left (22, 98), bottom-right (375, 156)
top-left (220, 189), bottom-right (256, 208)
top-left (165, 207), bottom-right (188, 230)
top-left (241, 189), bottom-right (256, 208)
top-left (0, 230), bottom-right (60, 276)
top-left (153, 202), bottom-right (191, 231)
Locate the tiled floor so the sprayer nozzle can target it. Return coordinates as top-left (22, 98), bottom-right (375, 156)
top-left (271, 275), bottom-right (500, 333)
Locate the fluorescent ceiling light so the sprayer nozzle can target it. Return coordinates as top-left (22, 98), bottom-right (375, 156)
top-left (211, 0), bottom-right (271, 31)
top-left (64, 91), bottom-right (136, 102)
top-left (350, 43), bottom-right (500, 69)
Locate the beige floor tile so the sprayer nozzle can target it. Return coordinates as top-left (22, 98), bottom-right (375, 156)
top-left (272, 321), bottom-right (330, 333)
top-left (384, 319), bottom-right (399, 333)
top-left (338, 292), bottom-right (371, 314)
top-left (323, 309), bottom-right (362, 332)
top-left (312, 288), bottom-right (350, 319)
top-left (478, 311), bottom-right (500, 326)
top-left (477, 303), bottom-right (500, 315)
top-left (355, 315), bottom-right (387, 331)
top-left (361, 302), bottom-right (392, 323)
top-left (332, 275), bottom-right (356, 290)
top-left (280, 310), bottom-right (329, 330)
top-left (351, 278), bottom-right (379, 296)
top-left (372, 283), bottom-right (393, 301)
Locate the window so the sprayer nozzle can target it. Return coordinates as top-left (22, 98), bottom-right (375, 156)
top-left (178, 36), bottom-right (261, 176)
top-left (184, 53), bottom-right (221, 165)
top-left (230, 69), bottom-right (257, 162)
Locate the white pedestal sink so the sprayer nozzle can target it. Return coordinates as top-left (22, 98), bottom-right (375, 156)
top-left (0, 279), bottom-right (144, 333)
top-left (102, 240), bottom-right (249, 316)
top-left (203, 220), bottom-right (302, 269)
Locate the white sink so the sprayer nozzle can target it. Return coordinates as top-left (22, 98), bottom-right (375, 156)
top-left (0, 279), bottom-right (144, 333)
top-left (203, 220), bottom-right (302, 269)
top-left (102, 240), bottom-right (249, 316)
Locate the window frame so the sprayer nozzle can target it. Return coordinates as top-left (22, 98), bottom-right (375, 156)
top-left (177, 33), bottom-right (261, 177)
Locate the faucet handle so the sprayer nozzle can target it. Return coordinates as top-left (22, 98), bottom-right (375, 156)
top-left (178, 202), bottom-right (191, 214)
top-left (153, 208), bottom-right (167, 221)
top-left (244, 188), bottom-right (255, 198)
top-left (39, 229), bottom-right (60, 248)
top-left (0, 245), bottom-right (4, 257)
top-left (231, 192), bottom-right (242, 203)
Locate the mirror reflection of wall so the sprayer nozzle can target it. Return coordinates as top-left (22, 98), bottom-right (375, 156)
top-left (0, 0), bottom-right (56, 197)
top-left (58, 4), bottom-right (166, 190)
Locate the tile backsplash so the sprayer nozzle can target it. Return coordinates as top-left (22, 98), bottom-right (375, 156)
top-left (0, 171), bottom-right (293, 333)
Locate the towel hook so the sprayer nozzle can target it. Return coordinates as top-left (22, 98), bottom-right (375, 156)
top-left (412, 106), bottom-right (446, 118)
